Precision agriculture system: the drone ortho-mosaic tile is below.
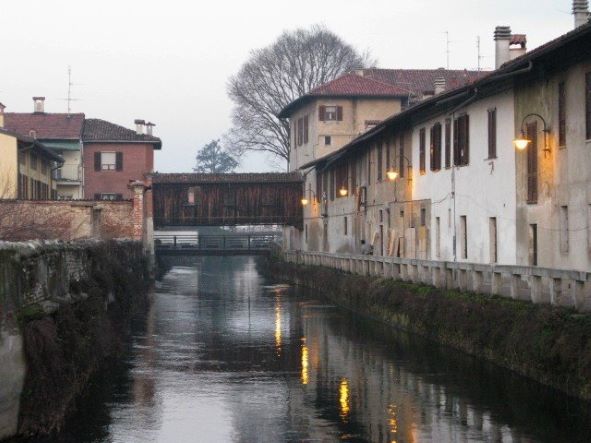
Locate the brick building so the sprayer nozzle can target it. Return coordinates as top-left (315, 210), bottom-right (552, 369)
top-left (82, 119), bottom-right (162, 200)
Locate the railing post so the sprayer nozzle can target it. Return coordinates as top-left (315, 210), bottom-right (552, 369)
top-left (248, 235), bottom-right (251, 250)
top-left (174, 235), bottom-right (177, 248)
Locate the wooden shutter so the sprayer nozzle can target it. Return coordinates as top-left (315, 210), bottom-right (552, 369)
top-left (116, 194), bottom-right (123, 201)
top-left (445, 119), bottom-right (451, 168)
top-left (431, 123), bottom-right (441, 171)
top-left (303, 115), bottom-right (309, 144)
top-left (377, 143), bottom-right (383, 181)
top-left (488, 109), bottom-right (497, 158)
top-left (464, 114), bottom-right (470, 165)
top-left (336, 106), bottom-right (343, 121)
top-left (526, 121), bottom-right (538, 203)
top-left (453, 118), bottom-right (459, 166)
top-left (558, 82), bottom-right (566, 146)
top-left (94, 193), bottom-right (100, 200)
top-left (419, 128), bottom-right (426, 174)
top-left (429, 127), bottom-right (435, 171)
top-left (586, 73), bottom-right (591, 140)
top-left (94, 152), bottom-right (101, 171)
top-left (399, 134), bottom-right (405, 178)
top-left (319, 105), bottom-right (326, 121)
top-left (116, 152), bottom-right (123, 171)
top-left (316, 170), bottom-right (322, 202)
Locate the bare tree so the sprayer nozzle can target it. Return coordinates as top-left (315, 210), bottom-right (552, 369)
top-left (226, 25), bottom-right (374, 169)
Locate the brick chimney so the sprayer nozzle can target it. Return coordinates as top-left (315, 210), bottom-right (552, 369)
top-left (134, 119), bottom-right (145, 135)
top-left (33, 96), bottom-right (45, 113)
top-left (145, 122), bottom-right (155, 136)
top-left (573, 0), bottom-right (590, 28)
top-left (494, 26), bottom-right (512, 69)
top-left (0, 102), bottom-right (5, 128)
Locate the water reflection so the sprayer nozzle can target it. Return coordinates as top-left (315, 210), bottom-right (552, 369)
top-left (34, 256), bottom-right (591, 443)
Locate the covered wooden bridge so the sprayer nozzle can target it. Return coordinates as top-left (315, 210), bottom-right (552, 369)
top-left (151, 172), bottom-right (304, 228)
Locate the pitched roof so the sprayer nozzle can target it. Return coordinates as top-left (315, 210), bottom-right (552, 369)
top-left (360, 68), bottom-right (487, 97)
top-left (299, 21), bottom-right (591, 171)
top-left (152, 172), bottom-right (303, 184)
top-left (3, 113), bottom-right (85, 140)
top-left (0, 128), bottom-right (63, 163)
top-left (278, 69), bottom-right (488, 118)
top-left (278, 73), bottom-right (409, 118)
top-left (82, 118), bottom-right (162, 149)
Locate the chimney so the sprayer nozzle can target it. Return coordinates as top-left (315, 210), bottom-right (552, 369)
top-left (509, 34), bottom-right (527, 60)
top-left (145, 122), bottom-right (155, 136)
top-left (573, 0), bottom-right (590, 28)
top-left (134, 119), bottom-right (145, 135)
top-left (494, 26), bottom-right (512, 69)
top-left (33, 96), bottom-right (45, 113)
top-left (434, 76), bottom-right (446, 95)
top-left (0, 102), bottom-right (5, 128)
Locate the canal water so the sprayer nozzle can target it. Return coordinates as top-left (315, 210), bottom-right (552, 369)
top-left (38, 256), bottom-right (591, 442)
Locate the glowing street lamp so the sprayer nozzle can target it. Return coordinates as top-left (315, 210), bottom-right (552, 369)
top-left (513, 113), bottom-right (551, 155)
top-left (339, 186), bottom-right (348, 197)
top-left (386, 168), bottom-right (399, 181)
top-left (301, 197), bottom-right (309, 206)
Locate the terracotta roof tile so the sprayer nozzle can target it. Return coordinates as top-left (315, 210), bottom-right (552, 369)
top-left (82, 118), bottom-right (162, 148)
top-left (3, 113), bottom-right (85, 140)
top-left (360, 68), bottom-right (487, 98)
top-left (152, 172), bottom-right (303, 184)
top-left (307, 73), bottom-right (409, 97)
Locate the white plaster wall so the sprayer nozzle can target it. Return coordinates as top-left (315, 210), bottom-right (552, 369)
top-left (411, 89), bottom-right (517, 265)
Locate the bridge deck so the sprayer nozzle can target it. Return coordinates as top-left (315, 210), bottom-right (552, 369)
top-left (155, 233), bottom-right (281, 256)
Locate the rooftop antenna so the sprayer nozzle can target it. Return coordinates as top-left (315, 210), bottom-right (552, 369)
top-left (444, 31), bottom-right (451, 69)
top-left (59, 65), bottom-right (81, 115)
top-left (477, 36), bottom-right (483, 71)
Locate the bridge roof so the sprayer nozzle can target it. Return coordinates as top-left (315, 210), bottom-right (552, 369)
top-left (152, 172), bottom-right (303, 184)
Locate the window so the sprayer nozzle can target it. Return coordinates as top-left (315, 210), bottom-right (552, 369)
top-left (297, 118), bottom-right (303, 146)
top-left (385, 140), bottom-right (391, 169)
top-left (430, 123), bottom-right (442, 171)
top-left (526, 121), bottom-right (538, 204)
top-left (460, 215), bottom-right (468, 259)
top-left (96, 193), bottom-right (123, 201)
top-left (367, 148), bottom-right (372, 184)
top-left (558, 82), bottom-right (566, 147)
top-left (444, 119), bottom-right (451, 168)
top-left (586, 72), bottom-right (591, 140)
top-left (419, 128), bottom-right (426, 174)
top-left (30, 153), bottom-right (38, 170)
top-left (344, 217), bottom-right (348, 235)
top-left (319, 105), bottom-right (343, 121)
top-left (489, 217), bottom-right (497, 263)
top-left (377, 143), bottom-right (383, 181)
top-left (420, 207), bottom-right (426, 226)
top-left (454, 114), bottom-right (470, 166)
top-left (560, 206), bottom-right (569, 254)
top-left (529, 224), bottom-right (538, 266)
top-left (435, 217), bottom-right (441, 258)
top-left (488, 108), bottom-right (497, 158)
top-left (95, 152), bottom-right (122, 171)
top-left (324, 135), bottom-right (331, 145)
top-left (399, 134), bottom-right (405, 178)
top-left (305, 224), bottom-right (308, 243)
top-left (303, 115), bottom-right (309, 144)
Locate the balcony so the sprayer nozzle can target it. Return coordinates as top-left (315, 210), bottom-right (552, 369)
top-left (53, 164), bottom-right (81, 183)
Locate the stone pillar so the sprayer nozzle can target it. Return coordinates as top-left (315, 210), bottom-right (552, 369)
top-left (129, 180), bottom-right (147, 243)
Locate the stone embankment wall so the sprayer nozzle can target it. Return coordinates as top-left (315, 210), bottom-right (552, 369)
top-left (268, 258), bottom-right (591, 401)
top-left (0, 240), bottom-right (149, 440)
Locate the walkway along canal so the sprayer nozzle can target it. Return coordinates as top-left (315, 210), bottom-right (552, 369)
top-left (24, 255), bottom-right (591, 442)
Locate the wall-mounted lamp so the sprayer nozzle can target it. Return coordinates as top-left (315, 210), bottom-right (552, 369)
top-left (386, 168), bottom-right (399, 181)
top-left (338, 186), bottom-right (348, 197)
top-left (301, 185), bottom-right (317, 206)
top-left (388, 155), bottom-right (412, 182)
top-left (513, 113), bottom-right (551, 156)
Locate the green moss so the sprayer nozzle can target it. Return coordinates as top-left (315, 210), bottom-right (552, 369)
top-left (17, 303), bottom-right (45, 326)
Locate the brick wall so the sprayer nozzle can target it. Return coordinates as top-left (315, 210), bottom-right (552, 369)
top-left (82, 142), bottom-right (154, 200)
top-left (0, 200), bottom-right (134, 241)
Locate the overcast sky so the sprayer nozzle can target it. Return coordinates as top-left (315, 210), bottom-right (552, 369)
top-left (0, 1), bottom-right (575, 172)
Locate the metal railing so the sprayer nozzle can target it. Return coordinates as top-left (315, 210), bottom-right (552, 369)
top-left (155, 233), bottom-right (282, 252)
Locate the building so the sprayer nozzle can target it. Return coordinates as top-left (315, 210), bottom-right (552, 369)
top-left (4, 97), bottom-right (85, 199)
top-left (0, 103), bottom-right (63, 200)
top-left (82, 119), bottom-right (161, 200)
top-left (288, 6), bottom-right (591, 273)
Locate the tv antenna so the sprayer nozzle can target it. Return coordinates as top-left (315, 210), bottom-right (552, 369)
top-left (445, 31), bottom-right (451, 69)
top-left (477, 36), bottom-right (483, 71)
top-left (59, 66), bottom-right (81, 115)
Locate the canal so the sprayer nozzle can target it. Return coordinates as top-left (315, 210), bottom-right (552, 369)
top-left (36, 256), bottom-right (591, 442)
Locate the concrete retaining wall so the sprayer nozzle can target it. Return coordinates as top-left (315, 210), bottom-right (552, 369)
top-left (285, 250), bottom-right (591, 311)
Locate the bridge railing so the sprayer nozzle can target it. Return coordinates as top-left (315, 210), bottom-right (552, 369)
top-left (154, 233), bottom-right (282, 251)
